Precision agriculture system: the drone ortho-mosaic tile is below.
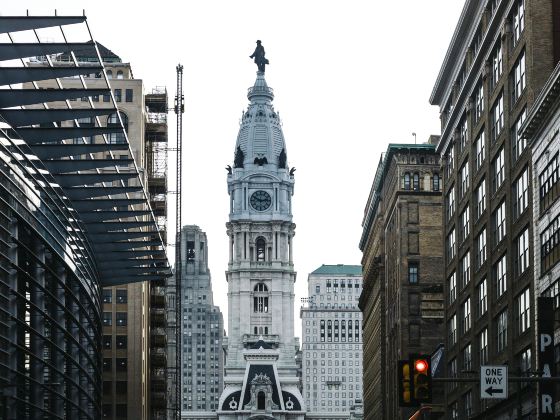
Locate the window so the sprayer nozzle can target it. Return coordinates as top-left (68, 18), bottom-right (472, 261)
top-left (492, 147), bottom-right (505, 192)
top-left (476, 179), bottom-right (486, 218)
top-left (106, 70), bottom-right (113, 79)
top-left (103, 312), bottom-right (112, 326)
top-left (449, 313), bottom-right (457, 346)
top-left (447, 229), bottom-right (456, 261)
top-left (103, 289), bottom-right (112, 304)
top-left (460, 161), bottom-right (469, 198)
top-left (432, 173), bottom-right (440, 191)
top-left (116, 358), bottom-right (127, 372)
top-left (512, 108), bottom-right (527, 161)
top-left (463, 391), bottom-right (473, 417)
top-left (404, 173), bottom-right (411, 190)
top-left (511, 51), bottom-right (526, 104)
top-left (517, 288), bottom-right (531, 334)
top-left (115, 88), bottom-right (122, 102)
top-left (449, 358), bottom-right (458, 391)
top-left (490, 42), bottom-right (503, 90)
top-left (460, 252), bottom-right (470, 289)
top-left (460, 206), bottom-right (470, 242)
top-left (408, 262), bottom-right (419, 284)
top-left (116, 289), bottom-right (127, 304)
top-left (450, 401), bottom-right (459, 420)
top-left (449, 272), bottom-right (457, 304)
top-left (116, 312), bottom-right (127, 326)
top-left (512, 0), bottom-right (525, 45)
top-left (476, 228), bottom-right (487, 269)
top-left (475, 130), bottom-right (485, 171)
top-left (519, 347), bottom-right (531, 388)
top-left (516, 228), bottom-right (530, 276)
top-left (477, 278), bottom-right (487, 317)
top-left (116, 70), bottom-right (124, 79)
top-left (459, 117), bottom-right (468, 153)
top-left (541, 216), bottom-right (560, 272)
top-left (495, 254), bottom-right (507, 298)
top-left (316, 285), bottom-right (320, 294)
top-left (116, 335), bottom-right (127, 349)
top-left (413, 173), bottom-right (420, 191)
top-left (497, 309), bottom-right (508, 352)
top-left (462, 298), bottom-right (471, 333)
top-left (107, 112), bottom-right (128, 144)
top-left (539, 154), bottom-right (559, 212)
top-left (256, 237), bottom-right (266, 261)
top-left (253, 283), bottom-right (269, 313)
top-left (446, 186), bottom-right (455, 221)
top-left (491, 93), bottom-right (504, 142)
top-left (474, 81), bottom-right (484, 123)
top-left (446, 143), bottom-right (455, 177)
top-left (513, 167), bottom-right (529, 218)
top-left (103, 358), bottom-right (112, 372)
top-left (125, 88), bottom-right (133, 102)
top-left (493, 201), bottom-right (506, 245)
top-left (479, 328), bottom-right (488, 364)
top-left (463, 344), bottom-right (472, 371)
top-left (116, 404), bottom-right (127, 418)
top-left (103, 335), bottom-right (112, 349)
top-left (116, 381), bottom-right (127, 394)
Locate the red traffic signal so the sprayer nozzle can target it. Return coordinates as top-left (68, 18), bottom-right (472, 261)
top-left (411, 355), bottom-right (432, 403)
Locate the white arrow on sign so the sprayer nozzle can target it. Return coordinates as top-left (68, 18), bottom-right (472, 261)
top-left (480, 365), bottom-right (508, 399)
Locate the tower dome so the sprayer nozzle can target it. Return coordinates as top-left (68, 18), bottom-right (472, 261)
top-left (233, 72), bottom-right (288, 170)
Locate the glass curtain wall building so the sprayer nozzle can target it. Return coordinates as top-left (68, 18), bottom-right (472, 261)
top-left (0, 15), bottom-right (170, 419)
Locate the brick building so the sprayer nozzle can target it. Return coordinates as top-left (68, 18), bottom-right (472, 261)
top-left (359, 141), bottom-right (444, 419)
top-left (429, 0), bottom-right (560, 417)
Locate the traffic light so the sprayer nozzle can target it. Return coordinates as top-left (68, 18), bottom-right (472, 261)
top-left (411, 355), bottom-right (432, 403)
top-left (398, 360), bottom-right (413, 406)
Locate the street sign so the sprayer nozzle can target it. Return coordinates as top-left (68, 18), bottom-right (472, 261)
top-left (480, 365), bottom-right (508, 399)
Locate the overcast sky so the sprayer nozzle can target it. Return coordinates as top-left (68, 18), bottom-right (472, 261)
top-left (4, 1), bottom-right (465, 339)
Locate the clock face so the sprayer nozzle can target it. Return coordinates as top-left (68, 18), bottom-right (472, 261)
top-left (250, 190), bottom-right (272, 211)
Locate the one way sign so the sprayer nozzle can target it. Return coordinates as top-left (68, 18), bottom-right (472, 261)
top-left (480, 365), bottom-right (508, 399)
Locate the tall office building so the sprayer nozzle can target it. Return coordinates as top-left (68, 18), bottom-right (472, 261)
top-left (430, 0), bottom-right (560, 417)
top-left (27, 44), bottom-right (169, 419)
top-left (217, 68), bottom-right (305, 419)
top-left (359, 142), bottom-right (444, 420)
top-left (300, 264), bottom-right (364, 418)
top-left (0, 15), bottom-right (169, 419)
top-left (180, 225), bottom-right (224, 419)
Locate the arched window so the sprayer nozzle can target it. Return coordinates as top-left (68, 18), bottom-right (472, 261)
top-left (413, 173), bottom-right (420, 190)
top-left (404, 173), bottom-right (411, 190)
top-left (116, 70), bottom-right (124, 79)
top-left (254, 326), bottom-right (258, 334)
top-left (264, 327), bottom-right (268, 335)
top-left (253, 283), bottom-right (269, 313)
top-left (256, 237), bottom-right (266, 261)
top-left (107, 112), bottom-right (128, 144)
top-left (254, 283), bottom-right (268, 292)
top-left (433, 173), bottom-right (440, 191)
top-left (106, 70), bottom-right (113, 79)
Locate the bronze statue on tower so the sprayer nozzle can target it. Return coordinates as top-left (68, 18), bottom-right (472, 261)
top-left (250, 40), bottom-right (269, 73)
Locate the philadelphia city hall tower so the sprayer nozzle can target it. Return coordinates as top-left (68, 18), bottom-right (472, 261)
top-left (218, 43), bottom-right (305, 420)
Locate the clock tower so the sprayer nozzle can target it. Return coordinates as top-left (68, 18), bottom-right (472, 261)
top-left (217, 69), bottom-right (305, 420)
